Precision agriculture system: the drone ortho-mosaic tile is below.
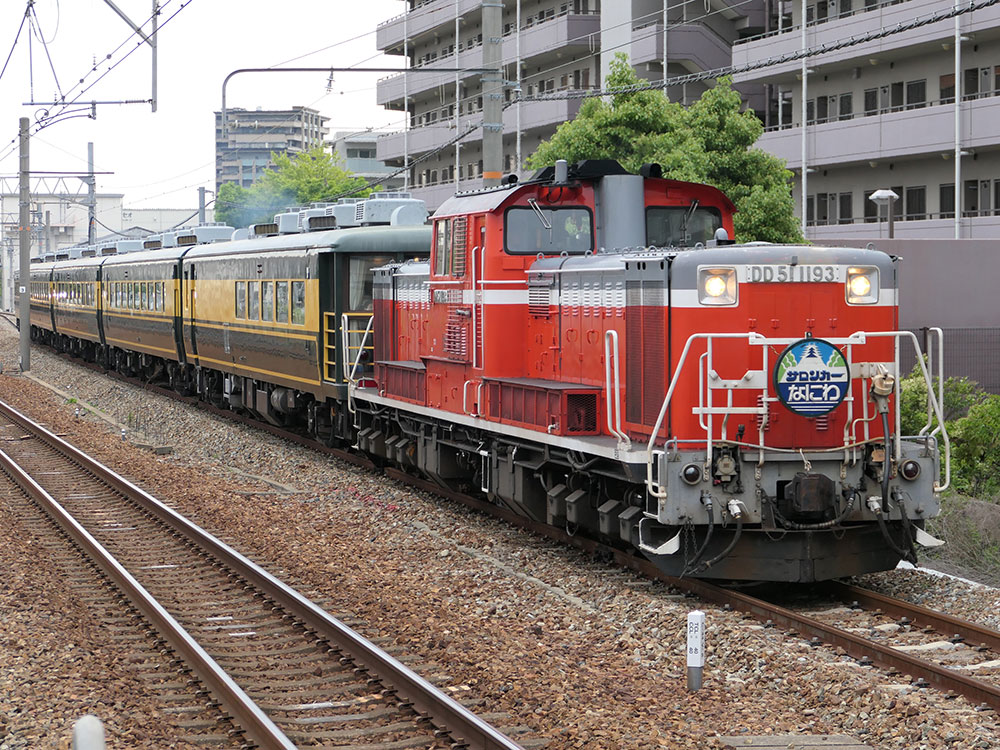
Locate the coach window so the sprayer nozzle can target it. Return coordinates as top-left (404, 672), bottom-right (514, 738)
top-left (156, 282), bottom-right (164, 311)
top-left (128, 284), bottom-right (135, 310)
top-left (348, 256), bottom-right (391, 311)
top-left (645, 205), bottom-right (723, 247)
top-left (141, 283), bottom-right (148, 311)
top-left (235, 281), bottom-right (247, 318)
top-left (275, 281), bottom-right (289, 323)
top-left (262, 281), bottom-right (274, 321)
top-left (503, 207), bottom-right (593, 255)
top-left (291, 281), bottom-right (305, 325)
top-left (248, 281), bottom-right (260, 320)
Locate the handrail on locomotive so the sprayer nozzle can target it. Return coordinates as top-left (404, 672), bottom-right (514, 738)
top-left (644, 328), bottom-right (951, 500)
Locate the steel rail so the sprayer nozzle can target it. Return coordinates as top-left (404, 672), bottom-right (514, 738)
top-left (0, 399), bottom-right (525, 750)
top-left (824, 580), bottom-right (1000, 652)
top-left (384, 469), bottom-right (1000, 712)
top-left (0, 410), bottom-right (296, 750)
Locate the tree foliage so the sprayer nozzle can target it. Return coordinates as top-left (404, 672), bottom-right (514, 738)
top-left (215, 147), bottom-right (370, 229)
top-left (527, 55), bottom-right (803, 243)
top-left (898, 363), bottom-right (998, 499)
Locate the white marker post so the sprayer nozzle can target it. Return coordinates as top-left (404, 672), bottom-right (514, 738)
top-left (687, 610), bottom-right (705, 691)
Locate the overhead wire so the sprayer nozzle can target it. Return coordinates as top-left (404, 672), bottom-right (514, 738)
top-left (0, 0), bottom-right (195, 167)
top-left (27, 2), bottom-right (64, 101)
top-left (0, 3), bottom-right (30, 85)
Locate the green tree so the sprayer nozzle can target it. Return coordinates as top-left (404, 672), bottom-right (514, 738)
top-left (898, 362), bottom-right (989, 436)
top-left (215, 147), bottom-right (370, 228)
top-left (527, 54), bottom-right (803, 244)
top-left (951, 395), bottom-right (1000, 499)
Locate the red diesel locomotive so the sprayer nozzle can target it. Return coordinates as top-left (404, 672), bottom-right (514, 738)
top-left (27, 160), bottom-right (949, 582)
top-left (358, 159), bottom-right (948, 582)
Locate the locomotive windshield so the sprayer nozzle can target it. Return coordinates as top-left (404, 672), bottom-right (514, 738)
top-left (646, 205), bottom-right (723, 247)
top-left (504, 206), bottom-right (593, 255)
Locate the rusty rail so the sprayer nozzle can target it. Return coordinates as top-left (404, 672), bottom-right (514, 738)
top-left (385, 469), bottom-right (1000, 712)
top-left (0, 400), bottom-right (526, 750)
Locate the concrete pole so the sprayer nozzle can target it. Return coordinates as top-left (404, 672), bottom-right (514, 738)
top-left (800, 0), bottom-right (808, 237)
top-left (455, 0), bottom-right (461, 188)
top-left (45, 210), bottom-right (52, 255)
top-left (403, 5), bottom-right (409, 190)
top-left (87, 142), bottom-right (96, 245)
top-left (954, 7), bottom-right (961, 238)
top-left (18, 118), bottom-right (30, 371)
top-left (515, 0), bottom-right (522, 176)
top-left (662, 0), bottom-right (668, 96)
top-left (151, 1), bottom-right (158, 112)
top-left (198, 186), bottom-right (206, 224)
top-left (481, 0), bottom-right (503, 187)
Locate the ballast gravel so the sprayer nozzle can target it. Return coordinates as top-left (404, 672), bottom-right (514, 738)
top-left (1, 331), bottom-right (1000, 749)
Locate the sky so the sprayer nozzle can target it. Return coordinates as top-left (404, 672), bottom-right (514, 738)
top-left (0, 0), bottom-right (407, 210)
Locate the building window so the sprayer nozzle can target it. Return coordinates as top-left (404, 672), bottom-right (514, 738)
top-left (839, 193), bottom-right (853, 224)
top-left (864, 88), bottom-right (877, 115)
top-left (905, 186), bottom-right (926, 220)
top-left (839, 93), bottom-right (853, 120)
top-left (905, 80), bottom-right (926, 109)
top-left (864, 190), bottom-right (879, 222)
top-left (939, 184), bottom-right (955, 219)
top-left (964, 67), bottom-right (980, 99)
top-left (964, 179), bottom-right (980, 216)
top-left (815, 193), bottom-right (829, 225)
top-left (940, 74), bottom-right (955, 104)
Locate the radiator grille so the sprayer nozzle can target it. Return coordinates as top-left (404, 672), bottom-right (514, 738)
top-left (444, 307), bottom-right (469, 360)
top-left (528, 279), bottom-right (552, 317)
top-left (451, 216), bottom-right (468, 277)
top-left (565, 393), bottom-right (598, 433)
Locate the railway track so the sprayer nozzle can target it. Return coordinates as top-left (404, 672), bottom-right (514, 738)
top-left (382, 470), bottom-right (1000, 715)
top-left (0, 397), bottom-right (533, 750)
top-left (27, 349), bottom-right (1000, 718)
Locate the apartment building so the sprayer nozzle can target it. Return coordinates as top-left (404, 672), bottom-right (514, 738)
top-left (330, 131), bottom-right (406, 191)
top-left (215, 106), bottom-right (329, 192)
top-left (375, 0), bottom-right (768, 210)
top-left (733, 0), bottom-right (1000, 239)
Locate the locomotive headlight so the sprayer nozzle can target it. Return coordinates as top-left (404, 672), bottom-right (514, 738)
top-left (699, 267), bottom-right (737, 306)
top-left (846, 266), bottom-right (879, 304)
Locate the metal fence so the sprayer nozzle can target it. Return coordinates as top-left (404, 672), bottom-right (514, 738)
top-left (900, 327), bottom-right (1000, 394)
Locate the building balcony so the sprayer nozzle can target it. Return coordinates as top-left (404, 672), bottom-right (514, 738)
top-left (377, 12), bottom-right (600, 106)
top-left (378, 0), bottom-right (482, 52)
top-left (376, 96), bottom-right (585, 161)
top-left (806, 213), bottom-right (1000, 240)
top-left (759, 95), bottom-right (1000, 169)
top-left (630, 21), bottom-right (735, 74)
top-left (732, 0), bottom-right (1000, 84)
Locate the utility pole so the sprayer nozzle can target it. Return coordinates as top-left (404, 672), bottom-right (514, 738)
top-left (18, 118), bottom-right (30, 371)
top-left (481, 0), bottom-right (504, 187)
top-left (87, 143), bottom-right (97, 245)
top-left (198, 187), bottom-right (207, 224)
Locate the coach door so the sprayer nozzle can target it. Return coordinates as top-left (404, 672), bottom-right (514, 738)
top-left (184, 265), bottom-right (199, 360)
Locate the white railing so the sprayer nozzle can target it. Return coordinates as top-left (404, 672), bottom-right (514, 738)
top-left (644, 329), bottom-right (950, 500)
